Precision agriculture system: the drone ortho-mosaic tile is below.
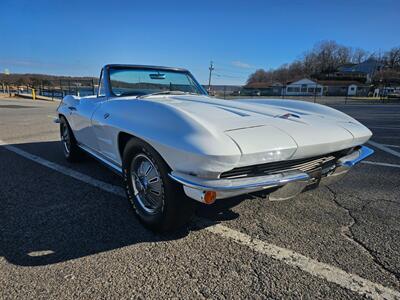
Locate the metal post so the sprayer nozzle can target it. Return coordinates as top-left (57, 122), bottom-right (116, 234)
top-left (208, 61), bottom-right (214, 93)
top-left (314, 84), bottom-right (317, 103)
top-left (223, 86), bottom-right (226, 99)
top-left (92, 78), bottom-right (95, 95)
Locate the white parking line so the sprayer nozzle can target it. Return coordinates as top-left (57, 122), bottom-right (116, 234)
top-left (382, 144), bottom-right (400, 149)
top-left (0, 141), bottom-right (124, 197)
top-left (1, 140), bottom-right (399, 299)
top-left (368, 126), bottom-right (400, 130)
top-left (368, 140), bottom-right (400, 159)
top-left (362, 161), bottom-right (400, 168)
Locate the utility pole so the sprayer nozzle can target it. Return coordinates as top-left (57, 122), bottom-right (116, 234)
top-left (208, 61), bottom-right (214, 93)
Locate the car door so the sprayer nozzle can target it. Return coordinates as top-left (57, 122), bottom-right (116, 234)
top-left (91, 99), bottom-right (121, 165)
top-left (69, 71), bottom-right (106, 151)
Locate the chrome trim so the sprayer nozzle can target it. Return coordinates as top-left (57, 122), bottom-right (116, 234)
top-left (77, 144), bottom-right (123, 175)
top-left (169, 171), bottom-right (309, 192)
top-left (169, 146), bottom-right (373, 197)
top-left (338, 146), bottom-right (374, 167)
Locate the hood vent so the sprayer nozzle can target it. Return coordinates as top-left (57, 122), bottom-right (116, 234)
top-left (216, 106), bottom-right (251, 117)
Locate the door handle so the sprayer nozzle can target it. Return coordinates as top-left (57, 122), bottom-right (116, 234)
top-left (104, 113), bottom-right (110, 119)
top-left (68, 106), bottom-right (77, 111)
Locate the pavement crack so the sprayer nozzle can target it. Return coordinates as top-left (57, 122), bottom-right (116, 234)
top-left (326, 186), bottom-right (400, 282)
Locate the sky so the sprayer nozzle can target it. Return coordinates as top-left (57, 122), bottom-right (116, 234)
top-left (0, 0), bottom-right (399, 85)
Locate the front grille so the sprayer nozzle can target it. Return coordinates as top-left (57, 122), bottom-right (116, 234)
top-left (220, 150), bottom-right (349, 179)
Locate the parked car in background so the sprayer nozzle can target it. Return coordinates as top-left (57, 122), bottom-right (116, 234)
top-left (388, 89), bottom-right (400, 99)
top-left (56, 64), bottom-right (374, 231)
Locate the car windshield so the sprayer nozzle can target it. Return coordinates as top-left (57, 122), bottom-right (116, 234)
top-left (109, 67), bottom-right (206, 97)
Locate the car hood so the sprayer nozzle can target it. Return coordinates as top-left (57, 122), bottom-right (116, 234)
top-left (145, 95), bottom-right (372, 164)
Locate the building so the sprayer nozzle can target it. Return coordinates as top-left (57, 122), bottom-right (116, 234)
top-left (318, 80), bottom-right (370, 96)
top-left (336, 58), bottom-right (384, 83)
top-left (241, 82), bottom-right (284, 96)
top-left (285, 79), bottom-right (323, 96)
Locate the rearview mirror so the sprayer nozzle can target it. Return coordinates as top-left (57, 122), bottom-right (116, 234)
top-left (149, 73), bottom-right (166, 80)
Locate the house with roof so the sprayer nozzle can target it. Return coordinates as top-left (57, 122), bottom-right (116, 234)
top-left (284, 78), bottom-right (323, 96)
top-left (318, 80), bottom-right (370, 96)
top-left (283, 78), bottom-right (370, 97)
top-left (336, 58), bottom-right (383, 83)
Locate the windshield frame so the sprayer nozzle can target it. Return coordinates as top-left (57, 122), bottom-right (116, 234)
top-left (105, 65), bottom-right (208, 98)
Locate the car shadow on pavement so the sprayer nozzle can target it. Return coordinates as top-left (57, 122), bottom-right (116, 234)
top-left (0, 141), bottom-right (248, 267)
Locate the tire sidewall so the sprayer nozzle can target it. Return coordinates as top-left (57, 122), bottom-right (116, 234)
top-left (123, 143), bottom-right (166, 227)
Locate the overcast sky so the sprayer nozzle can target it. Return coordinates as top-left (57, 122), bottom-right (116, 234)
top-left (0, 0), bottom-right (399, 84)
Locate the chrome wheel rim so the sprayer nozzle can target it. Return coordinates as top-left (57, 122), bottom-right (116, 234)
top-left (130, 154), bottom-right (164, 214)
top-left (61, 123), bottom-right (71, 155)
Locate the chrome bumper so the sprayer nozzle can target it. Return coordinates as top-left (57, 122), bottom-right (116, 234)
top-left (169, 146), bottom-right (374, 202)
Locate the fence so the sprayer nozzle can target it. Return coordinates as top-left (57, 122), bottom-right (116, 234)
top-left (209, 83), bottom-right (399, 105)
top-left (0, 78), bottom-right (98, 100)
top-left (1, 80), bottom-right (398, 105)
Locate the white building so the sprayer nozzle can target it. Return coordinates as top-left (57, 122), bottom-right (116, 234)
top-left (285, 78), bottom-right (323, 96)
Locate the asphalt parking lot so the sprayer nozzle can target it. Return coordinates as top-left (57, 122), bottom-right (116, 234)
top-left (0, 96), bottom-right (399, 299)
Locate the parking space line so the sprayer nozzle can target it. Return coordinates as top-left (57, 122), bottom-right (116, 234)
top-left (1, 140), bottom-right (399, 299)
top-left (368, 126), bottom-right (400, 130)
top-left (0, 141), bottom-right (124, 197)
top-left (382, 144), bottom-right (400, 149)
top-left (362, 161), bottom-right (400, 168)
top-left (206, 224), bottom-right (400, 300)
top-left (368, 140), bottom-right (400, 159)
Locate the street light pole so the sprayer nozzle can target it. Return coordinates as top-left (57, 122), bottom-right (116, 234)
top-left (208, 61), bottom-right (214, 93)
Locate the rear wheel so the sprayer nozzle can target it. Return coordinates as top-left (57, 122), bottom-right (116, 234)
top-left (59, 116), bottom-right (82, 162)
top-left (122, 138), bottom-right (195, 232)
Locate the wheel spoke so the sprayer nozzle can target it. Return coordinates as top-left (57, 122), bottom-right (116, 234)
top-left (144, 164), bottom-right (153, 176)
top-left (149, 189), bottom-right (161, 196)
top-left (145, 193), bottom-right (160, 208)
top-left (131, 173), bottom-right (141, 195)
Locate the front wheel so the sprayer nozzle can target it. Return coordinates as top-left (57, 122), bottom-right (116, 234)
top-left (122, 138), bottom-right (195, 232)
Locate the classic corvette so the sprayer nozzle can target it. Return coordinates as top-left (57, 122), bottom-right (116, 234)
top-left (56, 64), bottom-right (373, 231)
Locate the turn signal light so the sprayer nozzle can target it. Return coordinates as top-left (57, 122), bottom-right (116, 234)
top-left (203, 191), bottom-right (217, 204)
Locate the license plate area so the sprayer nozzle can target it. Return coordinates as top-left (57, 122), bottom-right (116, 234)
top-left (305, 167), bottom-right (322, 190)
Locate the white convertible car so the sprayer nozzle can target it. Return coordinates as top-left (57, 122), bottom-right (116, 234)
top-left (57, 64), bottom-right (373, 231)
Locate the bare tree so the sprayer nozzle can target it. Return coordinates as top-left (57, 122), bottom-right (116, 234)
top-left (351, 48), bottom-right (369, 63)
top-left (246, 69), bottom-right (270, 84)
top-left (246, 41), bottom-right (400, 86)
top-left (384, 47), bottom-right (400, 70)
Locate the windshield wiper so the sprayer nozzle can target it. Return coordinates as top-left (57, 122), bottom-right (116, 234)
top-left (137, 90), bottom-right (199, 99)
